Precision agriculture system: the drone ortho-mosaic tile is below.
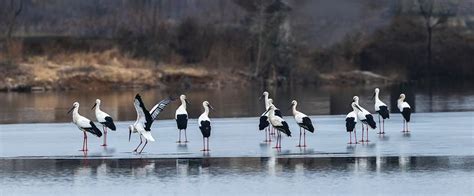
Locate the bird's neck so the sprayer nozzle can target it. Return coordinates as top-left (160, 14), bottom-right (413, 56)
top-left (95, 104), bottom-right (100, 112)
top-left (180, 99), bottom-right (186, 109)
top-left (203, 106), bottom-right (209, 115)
top-left (264, 96), bottom-right (269, 109)
top-left (375, 92), bottom-right (380, 101)
top-left (292, 104), bottom-right (298, 115)
top-left (73, 107), bottom-right (80, 119)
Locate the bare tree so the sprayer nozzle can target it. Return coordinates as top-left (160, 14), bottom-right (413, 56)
top-left (417, 0), bottom-right (455, 75)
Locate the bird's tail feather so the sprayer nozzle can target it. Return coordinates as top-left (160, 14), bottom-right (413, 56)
top-left (141, 131), bottom-right (155, 142)
top-left (88, 122), bottom-right (102, 137)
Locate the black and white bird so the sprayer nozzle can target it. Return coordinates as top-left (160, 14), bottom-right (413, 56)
top-left (263, 105), bottom-right (291, 150)
top-left (92, 99), bottom-right (116, 146)
top-left (258, 91), bottom-right (282, 137)
top-left (290, 100), bottom-right (314, 147)
top-left (373, 88), bottom-right (389, 134)
top-left (198, 101), bottom-right (213, 151)
top-left (397, 93), bottom-right (412, 133)
top-left (175, 94), bottom-right (190, 143)
top-left (68, 102), bottom-right (102, 152)
top-left (128, 94), bottom-right (172, 154)
top-left (353, 96), bottom-right (376, 143)
top-left (345, 102), bottom-right (360, 144)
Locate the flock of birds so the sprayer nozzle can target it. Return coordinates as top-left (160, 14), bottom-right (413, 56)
top-left (68, 88), bottom-right (412, 154)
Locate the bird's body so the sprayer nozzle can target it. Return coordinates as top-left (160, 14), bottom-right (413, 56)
top-left (291, 100), bottom-right (314, 147)
top-left (69, 102), bottom-right (102, 152)
top-left (175, 95), bottom-right (189, 143)
top-left (398, 93), bottom-right (412, 133)
top-left (265, 105), bottom-right (291, 150)
top-left (92, 99), bottom-right (116, 146)
top-left (345, 103), bottom-right (359, 144)
top-left (129, 94), bottom-right (172, 154)
top-left (353, 96), bottom-right (376, 143)
top-left (373, 88), bottom-right (389, 134)
top-left (198, 101), bottom-right (213, 151)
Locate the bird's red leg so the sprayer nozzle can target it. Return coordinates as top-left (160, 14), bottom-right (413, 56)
top-left (133, 135), bottom-right (143, 152)
top-left (406, 121), bottom-right (409, 132)
top-left (377, 115), bottom-right (382, 134)
top-left (139, 140), bottom-right (148, 154)
top-left (360, 125), bottom-right (364, 142)
top-left (201, 137), bottom-right (206, 151)
top-left (80, 131), bottom-right (86, 151)
top-left (207, 138), bottom-right (210, 151)
top-left (303, 129), bottom-right (307, 147)
top-left (85, 133), bottom-right (88, 151)
top-left (297, 127), bottom-right (302, 147)
top-left (382, 119), bottom-right (385, 134)
top-left (354, 128), bottom-right (359, 144)
top-left (184, 129), bottom-right (188, 143)
top-left (177, 130), bottom-right (181, 143)
top-left (268, 127), bottom-right (272, 142)
top-left (102, 126), bottom-right (107, 146)
top-left (366, 126), bottom-right (370, 142)
top-left (349, 132), bottom-right (352, 144)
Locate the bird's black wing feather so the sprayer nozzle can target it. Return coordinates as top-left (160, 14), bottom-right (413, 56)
top-left (259, 116), bottom-right (269, 130)
top-left (378, 106), bottom-right (390, 119)
top-left (274, 109), bottom-right (282, 117)
top-left (345, 117), bottom-right (356, 132)
top-left (280, 121), bottom-right (292, 137)
top-left (301, 117), bottom-right (314, 132)
top-left (150, 97), bottom-right (173, 121)
top-left (402, 108), bottom-right (411, 122)
top-left (365, 114), bottom-right (377, 129)
top-left (135, 94), bottom-right (153, 131)
top-left (103, 116), bottom-right (116, 130)
top-left (199, 121), bottom-right (211, 138)
top-left (85, 121), bottom-right (102, 137)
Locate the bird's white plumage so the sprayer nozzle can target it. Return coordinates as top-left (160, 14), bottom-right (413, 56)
top-left (131, 97), bottom-right (155, 142)
top-left (71, 102), bottom-right (93, 130)
top-left (198, 101), bottom-right (211, 124)
top-left (291, 101), bottom-right (307, 124)
top-left (398, 95), bottom-right (411, 112)
top-left (94, 99), bottom-right (111, 123)
top-left (175, 95), bottom-right (188, 118)
top-left (346, 102), bottom-right (359, 120)
top-left (267, 105), bottom-right (285, 127)
top-left (353, 96), bottom-right (370, 121)
top-left (374, 89), bottom-right (387, 112)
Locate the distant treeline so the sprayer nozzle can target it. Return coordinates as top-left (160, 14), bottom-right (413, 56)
top-left (1, 0), bottom-right (473, 85)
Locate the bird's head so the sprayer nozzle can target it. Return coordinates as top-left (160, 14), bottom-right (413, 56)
top-left (203, 101), bottom-right (214, 110)
top-left (259, 91), bottom-right (269, 100)
top-left (352, 102), bottom-right (362, 112)
top-left (68, 102), bottom-right (79, 114)
top-left (352, 96), bottom-right (359, 103)
top-left (399, 93), bottom-right (406, 100)
top-left (288, 100), bottom-right (297, 110)
top-left (180, 94), bottom-right (190, 106)
top-left (373, 88), bottom-right (380, 100)
top-left (91, 99), bottom-right (101, 110)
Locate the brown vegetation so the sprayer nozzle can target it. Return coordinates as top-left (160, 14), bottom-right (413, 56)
top-left (0, 0), bottom-right (473, 91)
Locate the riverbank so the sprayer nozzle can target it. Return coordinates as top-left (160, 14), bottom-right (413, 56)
top-left (0, 50), bottom-right (392, 91)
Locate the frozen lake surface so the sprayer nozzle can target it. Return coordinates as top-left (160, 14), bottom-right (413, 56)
top-left (1, 112), bottom-right (473, 195)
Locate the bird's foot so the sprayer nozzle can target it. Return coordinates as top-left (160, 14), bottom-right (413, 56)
top-left (365, 140), bottom-right (370, 143)
top-left (377, 132), bottom-right (383, 134)
top-left (78, 149), bottom-right (88, 152)
top-left (201, 149), bottom-right (210, 152)
top-left (358, 140), bottom-right (365, 143)
top-left (347, 142), bottom-right (354, 145)
top-left (101, 144), bottom-right (107, 147)
top-left (184, 140), bottom-right (189, 143)
top-left (176, 141), bottom-right (182, 143)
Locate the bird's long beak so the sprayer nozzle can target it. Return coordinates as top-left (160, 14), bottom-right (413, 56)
top-left (185, 99), bottom-right (191, 106)
top-left (263, 107), bottom-right (271, 116)
top-left (91, 103), bottom-right (97, 110)
top-left (258, 94), bottom-right (264, 100)
top-left (67, 106), bottom-right (74, 114)
top-left (128, 129), bottom-right (131, 142)
top-left (372, 93), bottom-right (375, 100)
top-left (287, 104), bottom-right (293, 111)
top-left (354, 104), bottom-right (362, 112)
top-left (209, 104), bottom-right (215, 110)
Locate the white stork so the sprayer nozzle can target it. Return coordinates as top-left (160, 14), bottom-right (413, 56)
top-left (198, 101), bottom-right (213, 151)
top-left (175, 94), bottom-right (190, 143)
top-left (397, 93), bottom-right (412, 133)
top-left (353, 96), bottom-right (376, 143)
top-left (128, 94), bottom-right (173, 154)
top-left (92, 99), bottom-right (116, 146)
top-left (290, 100), bottom-right (314, 147)
top-left (68, 102), bottom-right (102, 152)
top-left (373, 88), bottom-right (389, 134)
top-left (263, 105), bottom-right (291, 150)
top-left (345, 102), bottom-right (359, 144)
